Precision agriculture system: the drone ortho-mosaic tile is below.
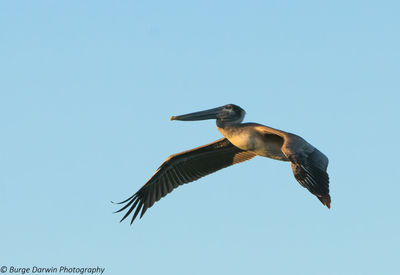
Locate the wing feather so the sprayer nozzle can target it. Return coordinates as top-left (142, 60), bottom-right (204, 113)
top-left (282, 135), bottom-right (331, 208)
top-left (116, 138), bottom-right (256, 224)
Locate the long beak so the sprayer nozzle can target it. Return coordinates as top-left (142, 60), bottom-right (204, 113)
top-left (170, 106), bottom-right (223, 121)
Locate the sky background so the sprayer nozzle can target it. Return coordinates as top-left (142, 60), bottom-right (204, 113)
top-left (1, 1), bottom-right (399, 275)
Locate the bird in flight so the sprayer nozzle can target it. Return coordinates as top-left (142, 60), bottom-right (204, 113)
top-left (115, 104), bottom-right (330, 224)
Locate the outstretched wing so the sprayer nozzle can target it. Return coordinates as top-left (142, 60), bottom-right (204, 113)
top-left (282, 135), bottom-right (330, 208)
top-left (115, 138), bottom-right (256, 224)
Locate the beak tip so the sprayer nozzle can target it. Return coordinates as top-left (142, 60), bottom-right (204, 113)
top-left (170, 116), bottom-right (176, 121)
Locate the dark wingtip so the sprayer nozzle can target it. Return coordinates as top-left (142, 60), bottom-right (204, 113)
top-left (113, 194), bottom-right (135, 205)
top-left (318, 195), bottom-right (331, 209)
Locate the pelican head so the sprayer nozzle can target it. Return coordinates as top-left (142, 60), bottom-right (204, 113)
top-left (170, 104), bottom-right (245, 125)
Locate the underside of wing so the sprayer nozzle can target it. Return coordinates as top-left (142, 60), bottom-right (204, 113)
top-left (115, 138), bottom-right (256, 224)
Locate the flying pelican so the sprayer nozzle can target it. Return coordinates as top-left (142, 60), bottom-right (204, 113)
top-left (116, 104), bottom-right (330, 224)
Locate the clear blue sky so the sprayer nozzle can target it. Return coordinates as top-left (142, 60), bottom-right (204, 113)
top-left (1, 1), bottom-right (399, 274)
